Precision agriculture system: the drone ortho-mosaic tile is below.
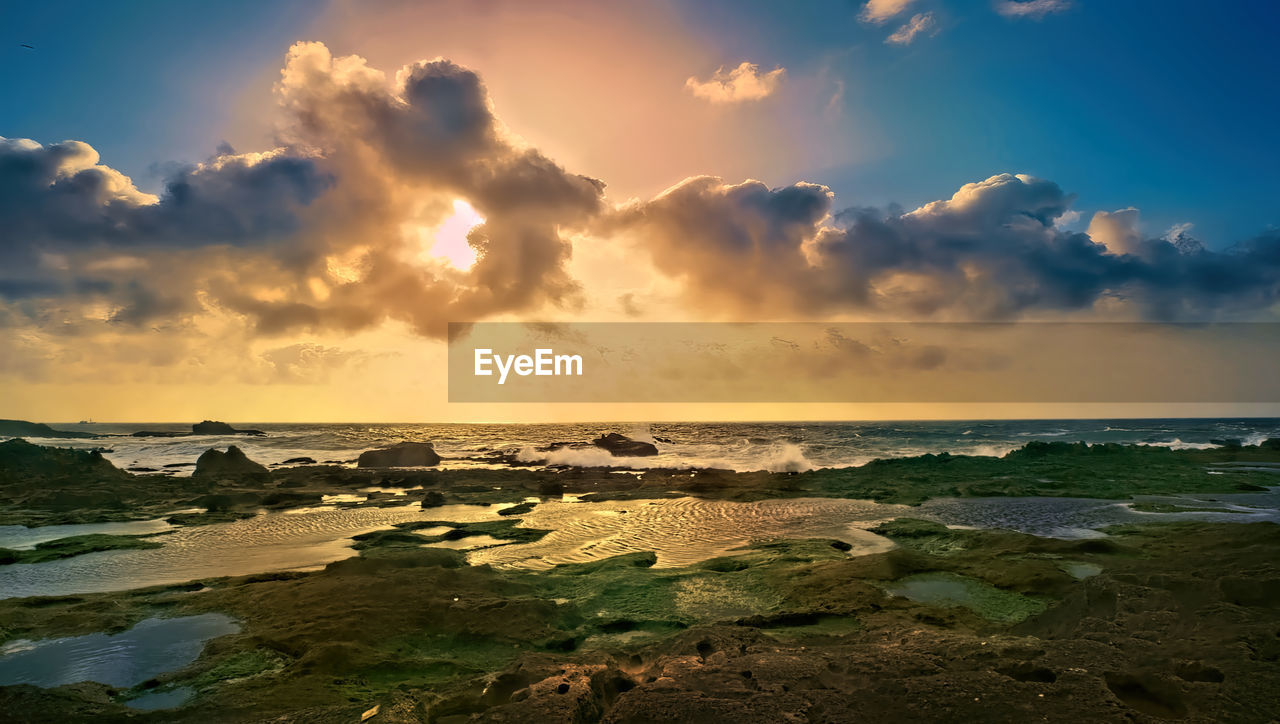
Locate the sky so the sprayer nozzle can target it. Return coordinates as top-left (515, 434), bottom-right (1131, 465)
top-left (2, 0), bottom-right (1278, 422)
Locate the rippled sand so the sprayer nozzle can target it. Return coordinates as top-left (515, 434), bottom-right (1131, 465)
top-left (0, 503), bottom-right (510, 600)
top-left (4, 490), bottom-right (1277, 600)
top-left (466, 497), bottom-right (907, 570)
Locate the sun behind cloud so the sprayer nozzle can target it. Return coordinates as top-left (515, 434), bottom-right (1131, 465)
top-left (420, 199), bottom-right (484, 270)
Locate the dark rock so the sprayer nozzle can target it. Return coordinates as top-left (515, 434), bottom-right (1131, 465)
top-left (193, 446), bottom-right (270, 479)
top-left (1210, 438), bottom-right (1243, 449)
top-left (592, 433), bottom-right (659, 457)
top-left (0, 419), bottom-right (96, 439)
top-left (1261, 438), bottom-right (1280, 451)
top-left (281, 457), bottom-right (317, 465)
top-left (131, 420), bottom-right (265, 438)
top-left (192, 420), bottom-right (266, 436)
top-left (0, 439), bottom-right (127, 482)
top-left (421, 491), bottom-right (447, 508)
top-left (499, 501), bottom-right (537, 517)
top-left (357, 442), bottom-right (441, 468)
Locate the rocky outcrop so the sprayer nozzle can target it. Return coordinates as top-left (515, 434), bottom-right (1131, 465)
top-left (0, 439), bottom-right (132, 514)
top-left (132, 420), bottom-right (265, 438)
top-left (357, 442), bottom-right (442, 468)
top-left (194, 446), bottom-right (270, 479)
top-left (592, 433), bottom-right (659, 457)
top-left (193, 420), bottom-right (265, 436)
top-left (0, 438), bottom-right (127, 483)
top-left (0, 419), bottom-right (96, 439)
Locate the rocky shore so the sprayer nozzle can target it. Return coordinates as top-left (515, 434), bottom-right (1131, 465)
top-left (0, 438), bottom-right (1277, 721)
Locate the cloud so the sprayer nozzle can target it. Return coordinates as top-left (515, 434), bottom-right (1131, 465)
top-left (611, 173), bottom-right (1280, 321)
top-left (886, 13), bottom-right (938, 45)
top-left (0, 42), bottom-right (607, 340)
top-left (995, 0), bottom-right (1071, 19)
top-left (685, 62), bottom-right (785, 104)
top-left (859, 0), bottom-right (916, 24)
top-left (1086, 207), bottom-right (1143, 256)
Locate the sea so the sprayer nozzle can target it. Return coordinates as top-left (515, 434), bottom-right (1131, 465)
top-left (18, 418), bottom-right (1280, 475)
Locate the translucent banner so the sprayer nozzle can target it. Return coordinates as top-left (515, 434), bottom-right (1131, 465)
top-left (447, 322), bottom-right (1280, 403)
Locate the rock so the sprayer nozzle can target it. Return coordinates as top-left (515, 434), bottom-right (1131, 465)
top-left (0, 419), bottom-right (96, 439)
top-left (193, 446), bottom-right (270, 479)
top-left (132, 421), bottom-right (266, 437)
top-left (0, 438), bottom-right (127, 481)
top-left (1210, 438), bottom-right (1243, 449)
top-left (592, 433), bottom-right (659, 457)
top-left (421, 491), bottom-right (446, 508)
top-left (192, 420), bottom-right (266, 436)
top-left (281, 457), bottom-right (317, 465)
top-left (1261, 438), bottom-right (1280, 451)
top-left (357, 442), bottom-right (441, 468)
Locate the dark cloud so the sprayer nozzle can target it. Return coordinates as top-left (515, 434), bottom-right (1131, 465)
top-left (0, 139), bottom-right (331, 253)
top-left (612, 173), bottom-right (1280, 321)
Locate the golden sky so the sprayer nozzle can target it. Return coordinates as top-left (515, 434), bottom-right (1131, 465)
top-left (2, 0), bottom-right (1278, 422)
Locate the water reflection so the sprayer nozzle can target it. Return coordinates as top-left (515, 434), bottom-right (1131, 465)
top-left (466, 497), bottom-right (904, 570)
top-left (0, 614), bottom-right (238, 688)
top-left (0, 503), bottom-right (511, 600)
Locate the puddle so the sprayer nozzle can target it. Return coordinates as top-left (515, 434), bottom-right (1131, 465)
top-left (1061, 562), bottom-right (1103, 579)
top-left (0, 519), bottom-right (175, 551)
top-left (884, 572), bottom-right (1046, 624)
top-left (126, 686), bottom-right (195, 710)
top-left (0, 614), bottom-right (239, 688)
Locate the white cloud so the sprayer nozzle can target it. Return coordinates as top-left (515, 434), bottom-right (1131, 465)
top-left (860, 0), bottom-right (916, 24)
top-left (1086, 208), bottom-right (1142, 256)
top-left (685, 62), bottom-right (785, 104)
top-left (886, 13), bottom-right (938, 45)
top-left (995, 0), bottom-right (1071, 19)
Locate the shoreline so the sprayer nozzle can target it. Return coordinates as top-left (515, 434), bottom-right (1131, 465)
top-left (3, 437), bottom-right (1279, 530)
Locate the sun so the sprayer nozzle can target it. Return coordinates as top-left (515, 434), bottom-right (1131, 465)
top-left (422, 199), bottom-right (484, 270)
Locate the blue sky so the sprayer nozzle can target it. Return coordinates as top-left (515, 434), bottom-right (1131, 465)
top-left (3, 0), bottom-right (1277, 247)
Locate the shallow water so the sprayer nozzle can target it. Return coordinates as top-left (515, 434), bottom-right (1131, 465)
top-left (466, 497), bottom-right (905, 570)
top-left (915, 490), bottom-right (1280, 539)
top-left (0, 503), bottom-right (511, 600)
top-left (884, 572), bottom-right (1045, 624)
top-left (0, 519), bottom-right (175, 550)
top-left (2, 490), bottom-right (1277, 599)
top-left (1061, 562), bottom-right (1103, 579)
top-left (126, 686), bottom-right (196, 710)
top-left (0, 614), bottom-right (238, 688)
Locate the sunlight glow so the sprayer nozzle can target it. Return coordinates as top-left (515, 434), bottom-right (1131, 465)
top-left (423, 199), bottom-right (484, 270)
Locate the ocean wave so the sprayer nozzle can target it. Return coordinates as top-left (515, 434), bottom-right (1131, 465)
top-left (1145, 438), bottom-right (1218, 451)
top-left (760, 443), bottom-right (815, 473)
